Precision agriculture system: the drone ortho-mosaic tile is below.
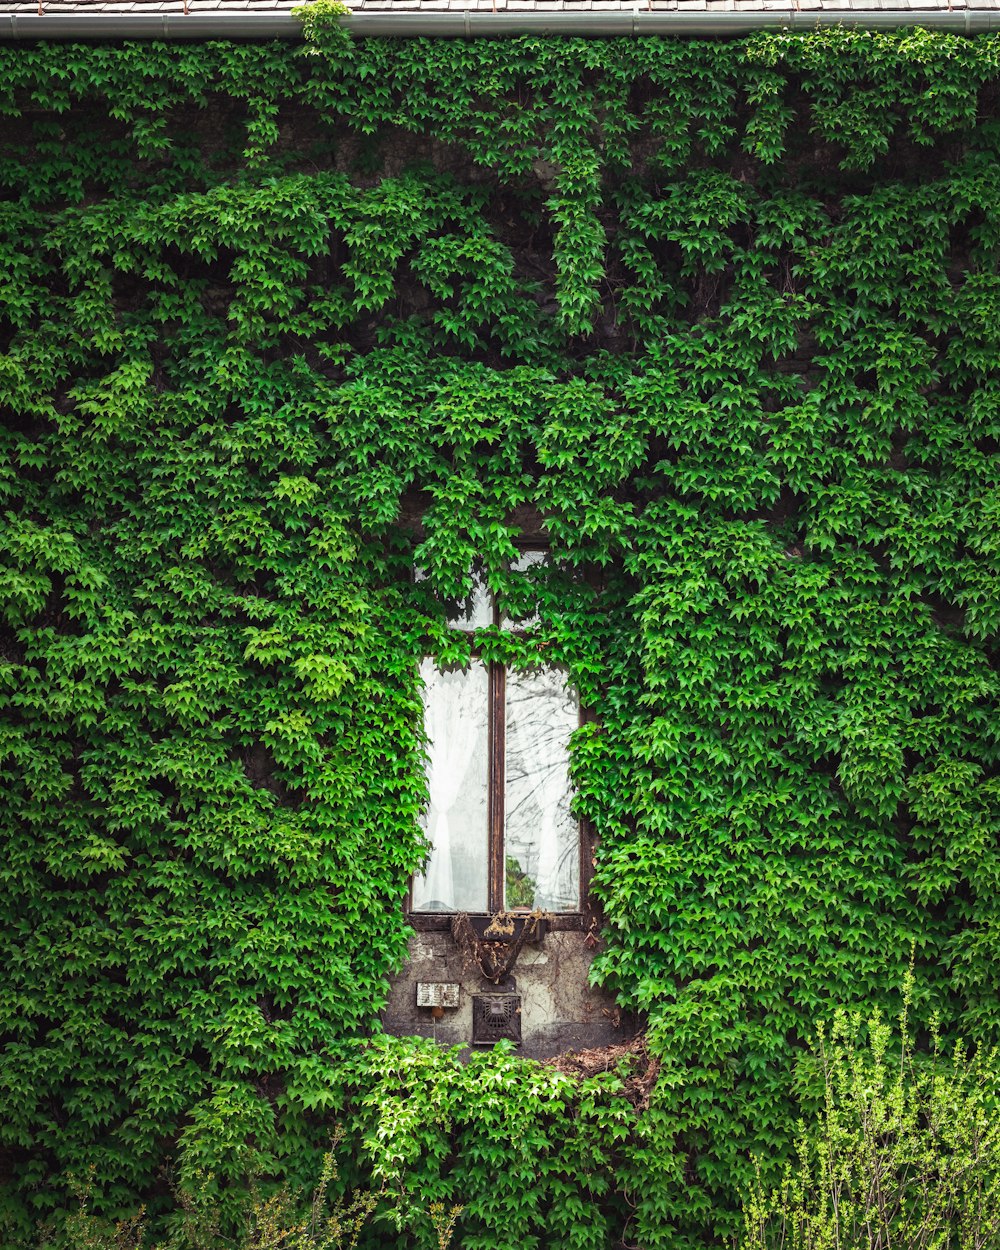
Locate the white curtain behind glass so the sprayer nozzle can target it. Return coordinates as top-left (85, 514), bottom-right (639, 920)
top-left (504, 668), bottom-right (579, 911)
top-left (411, 659), bottom-right (490, 912)
top-left (414, 566), bottom-right (492, 629)
top-left (501, 549), bottom-right (545, 631)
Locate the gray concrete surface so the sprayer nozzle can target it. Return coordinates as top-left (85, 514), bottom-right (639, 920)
top-left (383, 929), bottom-right (633, 1058)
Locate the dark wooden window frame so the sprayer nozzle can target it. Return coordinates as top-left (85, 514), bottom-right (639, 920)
top-left (409, 548), bottom-right (596, 935)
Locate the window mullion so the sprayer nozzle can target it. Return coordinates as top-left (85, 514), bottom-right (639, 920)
top-left (488, 660), bottom-right (505, 914)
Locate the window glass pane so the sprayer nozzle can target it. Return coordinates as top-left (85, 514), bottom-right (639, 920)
top-left (504, 668), bottom-right (579, 912)
top-left (414, 565), bottom-right (493, 629)
top-left (448, 566), bottom-right (493, 630)
top-left (412, 659), bottom-right (489, 913)
top-left (500, 549), bottom-right (545, 631)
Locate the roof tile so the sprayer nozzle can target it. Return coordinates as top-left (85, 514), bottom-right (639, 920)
top-left (0, 0), bottom-right (990, 24)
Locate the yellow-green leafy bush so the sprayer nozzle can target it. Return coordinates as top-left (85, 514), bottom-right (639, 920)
top-left (741, 992), bottom-right (1000, 1250)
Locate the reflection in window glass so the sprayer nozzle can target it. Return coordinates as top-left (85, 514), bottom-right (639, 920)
top-left (504, 669), bottom-right (579, 912)
top-left (412, 659), bottom-right (490, 912)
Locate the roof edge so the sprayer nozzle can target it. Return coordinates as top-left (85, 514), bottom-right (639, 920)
top-left (1, 8), bottom-right (998, 40)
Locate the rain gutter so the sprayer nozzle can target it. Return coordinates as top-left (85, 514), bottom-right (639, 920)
top-left (2, 7), bottom-right (1000, 39)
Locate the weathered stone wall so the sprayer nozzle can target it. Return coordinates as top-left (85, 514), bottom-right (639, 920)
top-left (383, 931), bottom-right (632, 1058)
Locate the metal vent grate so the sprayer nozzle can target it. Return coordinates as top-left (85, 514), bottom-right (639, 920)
top-left (471, 993), bottom-right (522, 1046)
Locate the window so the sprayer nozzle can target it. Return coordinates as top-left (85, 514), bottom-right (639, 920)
top-left (411, 552), bottom-right (586, 925)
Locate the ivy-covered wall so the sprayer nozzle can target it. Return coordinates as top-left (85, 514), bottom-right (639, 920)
top-left (2, 25), bottom-right (1000, 1248)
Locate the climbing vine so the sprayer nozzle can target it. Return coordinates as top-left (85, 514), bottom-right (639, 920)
top-left (2, 23), bottom-right (1000, 1248)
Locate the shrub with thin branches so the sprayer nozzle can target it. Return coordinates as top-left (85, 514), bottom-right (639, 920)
top-left (741, 982), bottom-right (1000, 1250)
